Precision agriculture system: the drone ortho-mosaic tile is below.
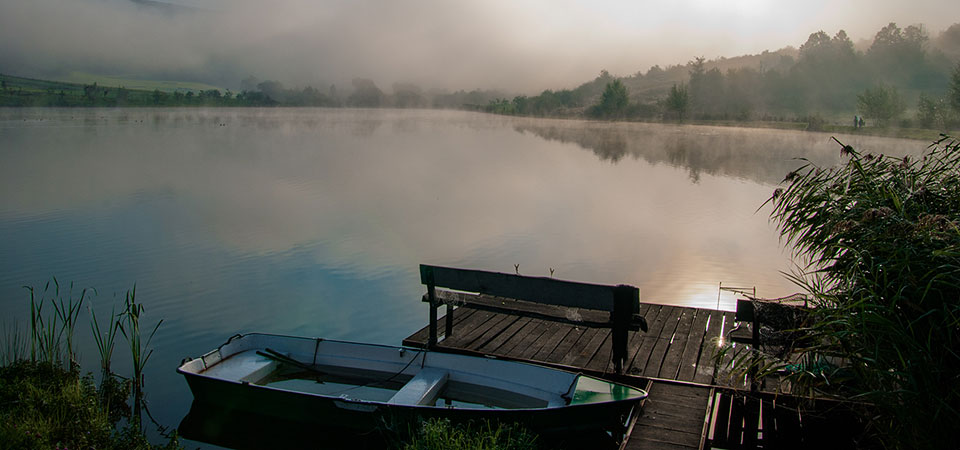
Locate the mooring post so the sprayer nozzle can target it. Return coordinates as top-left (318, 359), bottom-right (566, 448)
top-left (421, 265), bottom-right (439, 349)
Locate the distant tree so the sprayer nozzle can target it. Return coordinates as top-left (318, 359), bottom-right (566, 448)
top-left (857, 83), bottom-right (905, 126)
top-left (347, 78), bottom-right (384, 107)
top-left (592, 79), bottom-right (629, 118)
top-left (256, 80), bottom-right (284, 102)
top-left (392, 82), bottom-right (425, 108)
top-left (664, 83), bottom-right (689, 121)
top-left (951, 63), bottom-right (960, 114)
top-left (512, 95), bottom-right (529, 114)
top-left (916, 93), bottom-right (951, 129)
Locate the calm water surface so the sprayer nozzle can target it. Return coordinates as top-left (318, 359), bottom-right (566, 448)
top-left (0, 108), bottom-right (925, 445)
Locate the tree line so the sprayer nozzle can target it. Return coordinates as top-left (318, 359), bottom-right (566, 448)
top-left (486, 22), bottom-right (960, 130)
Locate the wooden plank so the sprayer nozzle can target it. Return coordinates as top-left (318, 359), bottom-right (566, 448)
top-left (460, 313), bottom-right (521, 351)
top-left (421, 264), bottom-right (637, 312)
top-left (643, 307), bottom-right (684, 377)
top-left (401, 306), bottom-right (478, 347)
top-left (621, 304), bottom-right (656, 376)
top-left (716, 311), bottom-right (743, 388)
top-left (585, 330), bottom-right (615, 372)
top-left (439, 309), bottom-right (498, 348)
top-left (694, 310), bottom-right (727, 384)
top-left (544, 325), bottom-right (587, 363)
top-left (496, 319), bottom-right (550, 359)
top-left (631, 424), bottom-right (702, 447)
top-left (658, 306), bottom-right (700, 380)
top-left (518, 321), bottom-right (566, 360)
top-left (727, 394), bottom-right (745, 448)
top-left (477, 316), bottom-right (531, 354)
top-left (573, 329), bottom-right (611, 369)
top-left (531, 324), bottom-right (574, 362)
top-left (627, 382), bottom-right (710, 450)
top-left (676, 307), bottom-right (713, 382)
top-left (624, 304), bottom-right (665, 374)
top-left (712, 391), bottom-right (731, 447)
top-left (559, 327), bottom-right (601, 366)
top-left (629, 305), bottom-right (679, 376)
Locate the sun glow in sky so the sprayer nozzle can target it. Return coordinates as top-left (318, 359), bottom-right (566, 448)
top-left (0, 0), bottom-right (957, 91)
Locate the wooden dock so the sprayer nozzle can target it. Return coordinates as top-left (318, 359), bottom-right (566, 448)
top-left (403, 301), bottom-right (735, 384)
top-left (403, 265), bottom-right (867, 449)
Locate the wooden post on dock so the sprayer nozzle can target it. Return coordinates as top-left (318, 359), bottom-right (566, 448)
top-left (612, 285), bottom-right (639, 373)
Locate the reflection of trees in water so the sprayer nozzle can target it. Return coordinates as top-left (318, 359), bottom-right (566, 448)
top-left (515, 121), bottom-right (919, 185)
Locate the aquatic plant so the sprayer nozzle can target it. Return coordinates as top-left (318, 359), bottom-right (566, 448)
top-left (729, 135), bottom-right (960, 448)
top-left (119, 285), bottom-right (163, 422)
top-left (91, 301), bottom-right (121, 382)
top-left (26, 278), bottom-right (90, 368)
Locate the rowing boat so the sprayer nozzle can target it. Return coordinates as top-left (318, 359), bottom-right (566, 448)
top-left (177, 333), bottom-right (647, 439)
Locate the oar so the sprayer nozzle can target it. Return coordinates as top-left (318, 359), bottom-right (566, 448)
top-left (257, 348), bottom-right (327, 380)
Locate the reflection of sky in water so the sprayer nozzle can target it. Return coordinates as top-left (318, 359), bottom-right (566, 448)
top-left (0, 108), bottom-right (929, 441)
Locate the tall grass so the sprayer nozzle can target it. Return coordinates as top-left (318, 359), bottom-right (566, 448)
top-left (90, 302), bottom-right (121, 382)
top-left (119, 285), bottom-right (163, 421)
top-left (0, 322), bottom-right (27, 365)
top-left (25, 278), bottom-right (90, 368)
top-left (2, 279), bottom-right (176, 448)
top-left (735, 135), bottom-right (960, 448)
top-left (401, 418), bottom-right (538, 450)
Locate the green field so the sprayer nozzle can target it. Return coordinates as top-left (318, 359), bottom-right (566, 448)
top-left (60, 72), bottom-right (224, 93)
top-left (0, 73), bottom-right (274, 107)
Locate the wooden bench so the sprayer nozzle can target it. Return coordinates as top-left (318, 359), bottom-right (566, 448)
top-left (419, 264), bottom-right (647, 373)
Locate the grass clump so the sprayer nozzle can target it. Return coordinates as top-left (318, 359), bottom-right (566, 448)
top-left (0, 360), bottom-right (178, 450)
top-left (736, 135), bottom-right (960, 448)
top-left (1, 281), bottom-right (180, 449)
top-left (400, 418), bottom-right (538, 450)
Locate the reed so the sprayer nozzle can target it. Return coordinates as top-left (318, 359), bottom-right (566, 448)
top-left (90, 302), bottom-right (121, 383)
top-left (119, 285), bottom-right (163, 422)
top-left (0, 321), bottom-right (27, 365)
top-left (728, 135), bottom-right (960, 448)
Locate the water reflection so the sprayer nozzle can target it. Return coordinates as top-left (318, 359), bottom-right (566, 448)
top-left (514, 120), bottom-right (923, 184)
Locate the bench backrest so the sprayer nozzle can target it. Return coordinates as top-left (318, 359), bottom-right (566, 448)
top-left (420, 264), bottom-right (638, 313)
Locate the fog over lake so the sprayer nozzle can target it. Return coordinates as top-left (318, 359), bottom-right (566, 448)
top-left (0, 107), bottom-right (926, 443)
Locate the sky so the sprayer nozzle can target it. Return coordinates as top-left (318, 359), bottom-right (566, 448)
top-left (0, 0), bottom-right (957, 93)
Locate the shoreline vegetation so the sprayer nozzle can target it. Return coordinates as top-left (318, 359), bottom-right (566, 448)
top-left (4, 22), bottom-right (960, 141)
top-left (0, 280), bottom-right (181, 450)
top-left (720, 135), bottom-right (960, 448)
top-left (0, 71), bottom-right (953, 142)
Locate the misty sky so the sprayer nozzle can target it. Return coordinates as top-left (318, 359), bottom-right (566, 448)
top-left (1, 0), bottom-right (957, 92)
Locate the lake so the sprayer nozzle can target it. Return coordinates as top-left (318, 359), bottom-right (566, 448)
top-left (0, 107), bottom-right (925, 446)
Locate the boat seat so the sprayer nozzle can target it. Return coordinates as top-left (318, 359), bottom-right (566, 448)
top-left (387, 368), bottom-right (448, 406)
